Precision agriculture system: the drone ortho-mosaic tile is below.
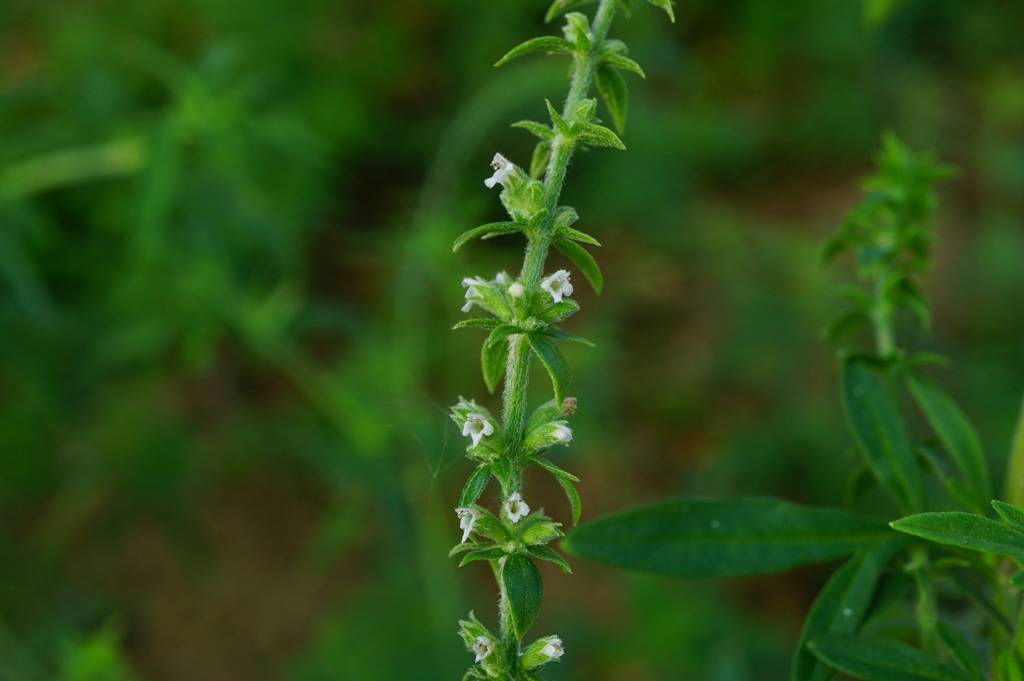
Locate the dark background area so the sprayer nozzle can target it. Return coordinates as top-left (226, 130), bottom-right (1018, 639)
top-left (1, 0), bottom-right (1022, 679)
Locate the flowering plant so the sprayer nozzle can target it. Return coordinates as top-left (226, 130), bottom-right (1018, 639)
top-left (447, 0), bottom-right (674, 678)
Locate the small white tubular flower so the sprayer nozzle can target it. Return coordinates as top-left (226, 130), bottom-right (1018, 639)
top-left (484, 153), bottom-right (516, 189)
top-left (461, 412), bottom-right (494, 447)
top-left (455, 507), bottom-right (480, 543)
top-left (541, 269), bottom-right (574, 303)
top-left (473, 636), bottom-right (495, 663)
top-left (552, 423), bottom-right (573, 444)
top-left (507, 282), bottom-right (525, 298)
top-left (461, 276), bottom-right (486, 313)
top-left (503, 492), bottom-right (530, 523)
top-left (495, 271), bottom-right (511, 285)
top-left (542, 637), bottom-right (564, 661)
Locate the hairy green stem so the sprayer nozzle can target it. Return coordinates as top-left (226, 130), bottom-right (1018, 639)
top-left (494, 0), bottom-right (619, 667)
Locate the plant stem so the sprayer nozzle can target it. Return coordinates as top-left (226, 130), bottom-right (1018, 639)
top-left (872, 274), bottom-right (895, 359)
top-left (494, 0), bottom-right (619, 669)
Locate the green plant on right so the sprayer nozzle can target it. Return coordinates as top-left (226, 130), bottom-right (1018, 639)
top-left (565, 134), bottom-right (1024, 680)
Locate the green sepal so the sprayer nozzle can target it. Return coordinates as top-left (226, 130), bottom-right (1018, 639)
top-left (482, 335), bottom-right (508, 393)
top-left (545, 99), bottom-right (572, 136)
top-left (527, 333), bottom-right (570, 404)
top-left (460, 465), bottom-right (492, 507)
top-left (602, 52), bottom-right (646, 79)
top-left (473, 506), bottom-right (511, 542)
top-left (527, 544), bottom-right (573, 573)
top-left (539, 299), bottom-right (580, 323)
top-left (530, 140), bottom-right (552, 180)
top-left (544, 0), bottom-right (592, 23)
top-left (542, 326), bottom-right (596, 347)
top-left (453, 318), bottom-right (502, 330)
top-left (512, 120), bottom-right (556, 141)
top-left (562, 12), bottom-right (592, 51)
top-left (527, 400), bottom-right (565, 431)
top-left (552, 205), bottom-right (579, 230)
top-left (495, 36), bottom-right (574, 67)
top-left (571, 98), bottom-right (598, 125)
top-left (534, 456), bottom-right (581, 483)
top-left (645, 0), bottom-right (675, 22)
top-left (554, 238), bottom-right (604, 293)
top-left (459, 545), bottom-right (507, 567)
top-left (453, 221), bottom-right (521, 252)
top-left (501, 554), bottom-right (544, 639)
top-left (519, 510), bottom-right (564, 545)
top-left (576, 122), bottom-right (626, 150)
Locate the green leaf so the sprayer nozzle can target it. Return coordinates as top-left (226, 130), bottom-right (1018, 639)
top-left (533, 456), bottom-right (580, 483)
top-left (890, 512), bottom-right (1024, 562)
top-left (459, 546), bottom-right (506, 567)
top-left (541, 326), bottom-right (596, 347)
top-left (544, 0), bottom-right (592, 23)
top-left (560, 226), bottom-right (601, 246)
top-left (564, 497), bottom-right (892, 578)
top-left (545, 99), bottom-right (572, 136)
top-left (577, 122), bottom-right (626, 150)
top-left (539, 299), bottom-right (580, 323)
top-left (595, 65), bottom-right (628, 135)
top-left (645, 0), bottom-right (676, 22)
top-left (527, 333), bottom-right (570, 404)
top-left (936, 622), bottom-right (984, 681)
top-left (482, 336), bottom-right (508, 393)
top-left (992, 500), bottom-right (1024, 531)
top-left (906, 372), bottom-right (991, 506)
top-left (495, 37), bottom-right (574, 67)
top-left (502, 554), bottom-right (543, 638)
top-left (453, 318), bottom-right (502, 330)
top-left (453, 221), bottom-right (521, 252)
top-left (602, 52), bottom-right (646, 78)
top-left (527, 545), bottom-right (573, 573)
top-left (512, 120), bottom-right (556, 141)
top-left (1000, 653), bottom-right (1024, 681)
top-left (808, 634), bottom-right (971, 681)
top-left (792, 538), bottom-right (908, 681)
top-left (486, 324), bottom-right (522, 348)
top-left (554, 238), bottom-right (603, 293)
top-left (557, 476), bottom-right (582, 525)
top-left (459, 465), bottom-right (492, 507)
top-left (842, 357), bottom-right (924, 512)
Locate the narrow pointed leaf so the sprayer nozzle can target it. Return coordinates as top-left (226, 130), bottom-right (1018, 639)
top-left (890, 511), bottom-right (1024, 562)
top-left (842, 357), bottom-right (924, 512)
top-left (554, 238), bottom-right (603, 293)
top-left (453, 318), bottom-right (502, 330)
top-left (577, 122), bottom-right (626, 150)
top-left (906, 372), bottom-right (990, 506)
top-left (486, 324), bottom-right (522, 348)
top-left (992, 500), bottom-right (1024, 531)
top-left (645, 0), bottom-right (675, 22)
top-left (545, 99), bottom-right (572, 135)
top-left (936, 623), bottom-right (984, 681)
top-left (544, 0), bottom-right (592, 23)
top-left (533, 456), bottom-right (581, 483)
top-left (527, 545), bottom-right (573, 573)
top-left (565, 497), bottom-right (892, 578)
top-left (459, 546), bottom-right (506, 567)
top-left (482, 337), bottom-right (508, 393)
top-left (541, 326), bottom-right (595, 347)
top-left (792, 538), bottom-right (908, 681)
top-left (808, 634), bottom-right (971, 681)
top-left (495, 37), bottom-right (574, 67)
top-left (453, 221), bottom-right (521, 252)
top-left (502, 554), bottom-right (543, 638)
top-left (527, 333), bottom-right (569, 404)
top-left (602, 52), bottom-right (646, 78)
top-left (512, 120), bottom-right (556, 141)
top-left (557, 476), bottom-right (582, 525)
top-left (459, 465), bottom-right (492, 507)
top-left (560, 226), bottom-right (601, 246)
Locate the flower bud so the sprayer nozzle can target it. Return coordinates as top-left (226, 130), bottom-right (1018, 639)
top-left (523, 419), bottom-right (573, 453)
top-left (522, 635), bottom-right (565, 670)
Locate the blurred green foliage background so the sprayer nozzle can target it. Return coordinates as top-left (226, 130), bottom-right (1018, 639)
top-left (1, 0), bottom-right (1022, 679)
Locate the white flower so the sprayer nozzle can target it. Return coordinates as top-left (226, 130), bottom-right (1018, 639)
top-left (495, 271), bottom-right (511, 285)
top-left (552, 423), bottom-right (573, 443)
top-left (473, 636), bottom-right (495, 663)
top-left (461, 276), bottom-right (486, 313)
top-left (503, 492), bottom-right (530, 523)
top-left (455, 506), bottom-right (480, 543)
top-left (541, 269), bottom-right (573, 303)
top-left (508, 282), bottom-right (525, 298)
top-left (541, 636), bottom-right (564, 661)
top-left (484, 153), bottom-right (516, 189)
top-left (462, 413), bottom-right (494, 447)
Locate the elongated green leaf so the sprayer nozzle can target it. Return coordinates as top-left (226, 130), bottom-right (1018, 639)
top-left (560, 227), bottom-right (601, 246)
top-left (460, 546), bottom-right (506, 567)
top-left (459, 465), bottom-right (492, 507)
top-left (595, 65), bottom-right (628, 135)
top-left (533, 456), bottom-right (580, 483)
top-left (890, 512), bottom-right (1024, 561)
top-left (842, 358), bottom-right (923, 512)
top-left (809, 634), bottom-right (970, 681)
top-left (545, 99), bottom-right (572, 136)
top-left (557, 476), bottom-right (582, 525)
top-left (527, 545), bottom-right (573, 573)
top-left (565, 497), bottom-right (892, 578)
top-left (544, 0), bottom-right (592, 22)
top-left (495, 36), bottom-right (574, 67)
top-left (541, 326), bottom-right (596, 347)
top-left (906, 372), bottom-right (990, 505)
top-left (792, 538), bottom-right (908, 681)
top-left (453, 318), bottom-right (502, 330)
top-left (936, 622), bottom-right (984, 681)
top-left (453, 221), bottom-right (521, 252)
top-left (530, 140), bottom-right (552, 179)
top-left (554, 238), bottom-right (603, 294)
top-left (487, 324), bottom-right (522, 348)
top-left (502, 554), bottom-right (543, 638)
top-left (992, 500), bottom-right (1024, 531)
top-left (645, 0), bottom-right (675, 22)
top-left (603, 52), bottom-right (646, 78)
top-left (527, 333), bottom-right (569, 404)
top-left (512, 120), bottom-right (555, 141)
top-left (482, 337), bottom-right (508, 393)
top-left (577, 122), bottom-right (626, 150)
